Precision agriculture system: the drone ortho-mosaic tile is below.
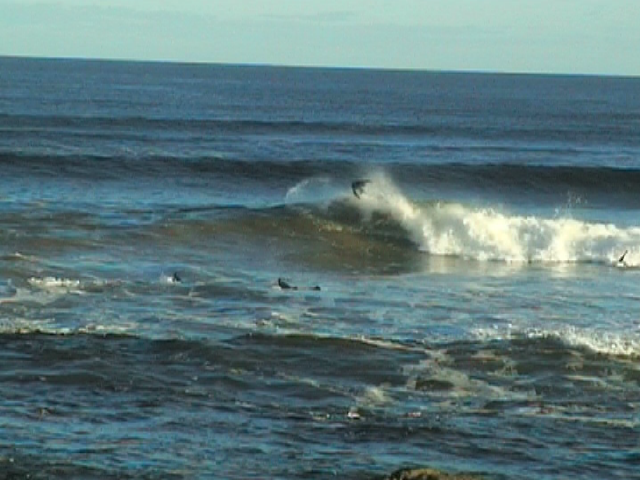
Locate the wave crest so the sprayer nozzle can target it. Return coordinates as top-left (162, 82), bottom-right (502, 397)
top-left (352, 174), bottom-right (640, 265)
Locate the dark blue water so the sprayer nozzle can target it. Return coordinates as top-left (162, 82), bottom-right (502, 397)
top-left (1, 56), bottom-right (639, 479)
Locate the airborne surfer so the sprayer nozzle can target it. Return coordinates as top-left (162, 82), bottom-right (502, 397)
top-left (351, 179), bottom-right (371, 199)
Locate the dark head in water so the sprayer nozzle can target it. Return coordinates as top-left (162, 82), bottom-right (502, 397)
top-left (351, 179), bottom-right (371, 199)
top-left (172, 272), bottom-right (182, 283)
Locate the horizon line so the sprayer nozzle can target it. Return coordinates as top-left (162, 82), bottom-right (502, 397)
top-left (1, 54), bottom-right (638, 80)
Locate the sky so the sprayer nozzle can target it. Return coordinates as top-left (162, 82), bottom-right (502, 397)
top-left (1, 0), bottom-right (639, 76)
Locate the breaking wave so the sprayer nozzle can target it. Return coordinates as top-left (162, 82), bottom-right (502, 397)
top-left (313, 173), bottom-right (640, 266)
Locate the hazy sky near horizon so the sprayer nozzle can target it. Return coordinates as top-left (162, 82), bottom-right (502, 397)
top-left (1, 0), bottom-right (638, 75)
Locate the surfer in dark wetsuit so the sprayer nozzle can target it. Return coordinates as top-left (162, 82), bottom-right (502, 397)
top-left (351, 179), bottom-right (371, 199)
top-left (278, 278), bottom-right (320, 291)
top-left (278, 278), bottom-right (297, 290)
top-left (618, 250), bottom-right (629, 264)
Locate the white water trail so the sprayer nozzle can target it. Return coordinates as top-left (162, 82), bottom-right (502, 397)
top-left (285, 177), bottom-right (342, 205)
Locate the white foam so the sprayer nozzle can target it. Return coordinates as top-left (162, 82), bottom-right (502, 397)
top-left (527, 326), bottom-right (640, 358)
top-left (77, 322), bottom-right (139, 335)
top-left (4, 252), bottom-right (37, 262)
top-left (28, 276), bottom-right (82, 291)
top-left (354, 174), bottom-right (640, 265)
top-left (1, 286), bottom-right (68, 305)
top-left (403, 354), bottom-right (533, 401)
top-left (0, 317), bottom-right (139, 336)
top-left (352, 384), bottom-right (394, 410)
top-left (473, 325), bottom-right (640, 358)
top-left (161, 273), bottom-right (182, 285)
top-left (357, 335), bottom-right (423, 352)
top-left (0, 317), bottom-right (53, 334)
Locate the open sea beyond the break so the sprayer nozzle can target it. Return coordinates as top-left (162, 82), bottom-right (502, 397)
top-left (1, 57), bottom-right (640, 479)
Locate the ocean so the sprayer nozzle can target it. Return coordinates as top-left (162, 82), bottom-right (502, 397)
top-left (0, 56), bottom-right (639, 479)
